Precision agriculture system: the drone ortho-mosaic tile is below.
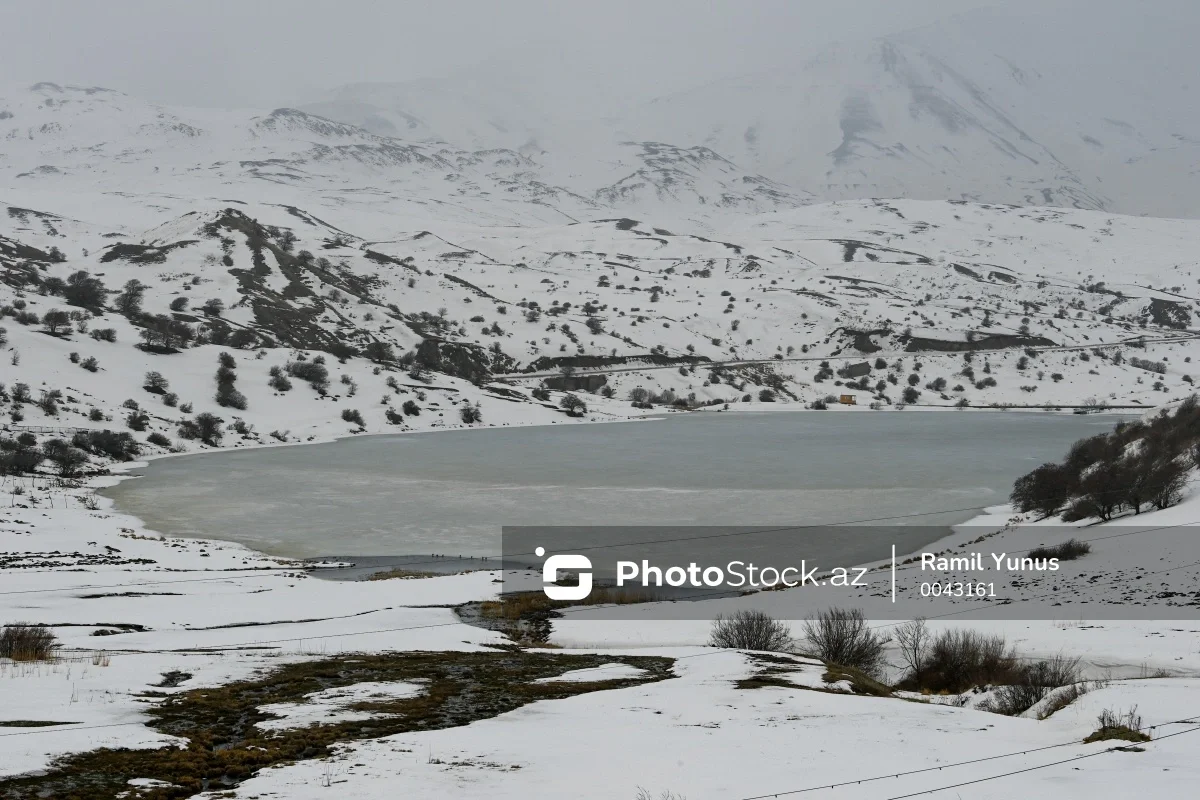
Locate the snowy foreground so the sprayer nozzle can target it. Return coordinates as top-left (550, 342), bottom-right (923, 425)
top-left (4, 416), bottom-right (1200, 799)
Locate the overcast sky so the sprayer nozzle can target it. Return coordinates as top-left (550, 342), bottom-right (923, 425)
top-left (0, 0), bottom-right (1030, 109)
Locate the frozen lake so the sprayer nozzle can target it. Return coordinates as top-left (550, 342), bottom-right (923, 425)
top-left (103, 410), bottom-right (1126, 561)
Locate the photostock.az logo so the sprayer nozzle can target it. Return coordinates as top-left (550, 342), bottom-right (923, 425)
top-left (536, 547), bottom-right (592, 601)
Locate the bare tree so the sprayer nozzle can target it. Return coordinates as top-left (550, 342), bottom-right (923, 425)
top-left (894, 617), bottom-right (930, 676)
top-left (41, 308), bottom-right (71, 335)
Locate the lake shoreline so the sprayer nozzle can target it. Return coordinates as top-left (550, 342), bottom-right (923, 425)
top-left (100, 408), bottom-right (1134, 566)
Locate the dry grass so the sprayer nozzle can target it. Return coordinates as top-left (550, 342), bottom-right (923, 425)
top-left (1084, 706), bottom-right (1151, 743)
top-left (980, 654), bottom-right (1082, 716)
top-left (480, 587), bottom-right (663, 621)
top-left (734, 674), bottom-right (803, 690)
top-left (1038, 679), bottom-right (1105, 719)
top-left (0, 623), bottom-right (59, 662)
top-left (821, 664), bottom-right (893, 697)
top-left (899, 628), bottom-right (1019, 694)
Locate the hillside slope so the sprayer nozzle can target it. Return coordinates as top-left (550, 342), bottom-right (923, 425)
top-left (4, 196), bottom-right (1200, 469)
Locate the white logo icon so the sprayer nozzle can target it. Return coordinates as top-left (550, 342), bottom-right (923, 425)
top-left (536, 546), bottom-right (592, 600)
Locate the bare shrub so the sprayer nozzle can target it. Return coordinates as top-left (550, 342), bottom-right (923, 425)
top-left (460, 402), bottom-right (483, 424)
top-left (147, 432), bottom-right (172, 448)
top-left (904, 628), bottom-right (1018, 693)
top-left (0, 623), bottom-right (59, 661)
top-left (287, 360), bottom-right (329, 393)
top-left (1028, 538), bottom-right (1091, 561)
top-left (1010, 462), bottom-right (1072, 517)
top-left (143, 371), bottom-right (170, 394)
top-left (178, 412), bottom-right (223, 446)
top-left (982, 654), bottom-right (1082, 715)
top-left (800, 608), bottom-right (888, 676)
top-left (559, 393), bottom-right (587, 416)
top-left (42, 439), bottom-right (88, 477)
top-left (709, 610), bottom-right (793, 652)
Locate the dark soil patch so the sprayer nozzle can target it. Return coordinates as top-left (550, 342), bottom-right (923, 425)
top-left (153, 672), bottom-right (194, 689)
top-left (0, 650), bottom-right (673, 800)
top-left (735, 675), bottom-right (802, 690)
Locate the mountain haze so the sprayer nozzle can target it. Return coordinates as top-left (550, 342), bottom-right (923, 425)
top-left (305, 3), bottom-right (1200, 218)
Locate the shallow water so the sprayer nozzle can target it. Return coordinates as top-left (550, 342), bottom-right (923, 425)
top-left (104, 410), bottom-right (1126, 560)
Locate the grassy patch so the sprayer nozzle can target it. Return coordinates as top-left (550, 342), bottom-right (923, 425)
top-left (470, 588), bottom-right (665, 644)
top-left (0, 650), bottom-right (673, 800)
top-left (1084, 707), bottom-right (1151, 743)
top-left (822, 664), bottom-right (893, 697)
top-left (1084, 726), bottom-right (1151, 744)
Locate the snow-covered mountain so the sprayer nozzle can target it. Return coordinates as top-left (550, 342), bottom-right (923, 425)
top-left (0, 82), bottom-right (798, 225)
top-left (624, 4), bottom-right (1200, 216)
top-left (306, 3), bottom-right (1200, 219)
top-left (7, 0), bottom-right (1199, 226)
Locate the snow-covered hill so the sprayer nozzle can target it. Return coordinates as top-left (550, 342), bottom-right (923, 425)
top-left (4, 193), bottom-right (1200, 466)
top-left (3, 4), bottom-right (1200, 463)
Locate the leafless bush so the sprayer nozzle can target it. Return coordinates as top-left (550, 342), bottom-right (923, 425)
top-left (983, 654), bottom-right (1082, 715)
top-left (709, 610), bottom-right (793, 652)
top-left (0, 623), bottom-right (59, 661)
top-left (904, 628), bottom-right (1018, 692)
top-left (800, 608), bottom-right (888, 676)
top-left (1027, 538), bottom-right (1091, 562)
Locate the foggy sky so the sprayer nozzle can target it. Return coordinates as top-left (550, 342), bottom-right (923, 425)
top-left (1, 0), bottom-right (1027, 110)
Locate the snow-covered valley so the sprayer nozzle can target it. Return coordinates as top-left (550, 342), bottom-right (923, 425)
top-left (4, 1), bottom-right (1200, 794)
